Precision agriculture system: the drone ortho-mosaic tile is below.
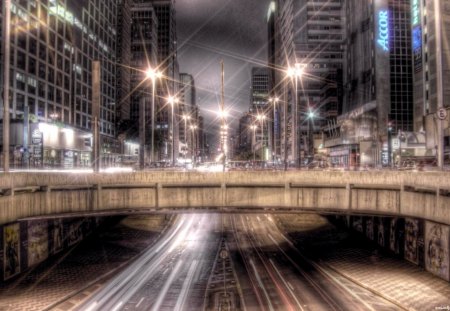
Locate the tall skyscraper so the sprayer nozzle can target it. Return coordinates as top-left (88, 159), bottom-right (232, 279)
top-left (116, 0), bottom-right (132, 133)
top-left (268, 0), bottom-right (345, 164)
top-left (133, 0), bottom-right (178, 162)
top-left (326, 0), bottom-right (413, 167)
top-left (0, 0), bottom-right (119, 168)
top-left (129, 1), bottom-right (158, 162)
top-left (251, 67), bottom-right (270, 160)
top-left (411, 0), bottom-right (450, 158)
top-left (179, 73), bottom-right (196, 159)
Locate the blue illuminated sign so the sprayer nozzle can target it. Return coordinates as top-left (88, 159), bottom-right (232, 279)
top-left (377, 11), bottom-right (389, 52)
top-left (412, 27), bottom-right (422, 51)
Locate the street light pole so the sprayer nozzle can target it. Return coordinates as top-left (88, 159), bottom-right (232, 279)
top-left (434, 0), bottom-right (444, 170)
top-left (271, 97), bottom-right (279, 163)
top-left (183, 115), bottom-right (190, 166)
top-left (146, 68), bottom-right (162, 166)
top-left (2, 0), bottom-right (11, 172)
top-left (168, 96), bottom-right (178, 167)
top-left (221, 61), bottom-right (226, 172)
top-left (287, 64), bottom-right (304, 169)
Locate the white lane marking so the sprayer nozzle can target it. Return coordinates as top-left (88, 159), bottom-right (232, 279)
top-left (174, 260), bottom-right (199, 311)
top-left (269, 259), bottom-right (304, 311)
top-left (111, 301), bottom-right (123, 311)
top-left (135, 297), bottom-right (145, 308)
top-left (151, 260), bottom-right (184, 311)
top-left (249, 259), bottom-right (275, 311)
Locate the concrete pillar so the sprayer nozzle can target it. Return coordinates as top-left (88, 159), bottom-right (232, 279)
top-left (284, 182), bottom-right (290, 207)
top-left (156, 183), bottom-right (162, 208)
top-left (347, 184), bottom-right (353, 210)
top-left (221, 182), bottom-right (226, 207)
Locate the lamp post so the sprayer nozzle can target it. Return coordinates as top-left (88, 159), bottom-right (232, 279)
top-left (307, 109), bottom-right (315, 164)
top-left (182, 115), bottom-right (190, 165)
top-left (287, 63), bottom-right (304, 168)
top-left (250, 124), bottom-right (257, 163)
top-left (145, 68), bottom-right (162, 166)
top-left (168, 96), bottom-right (179, 167)
top-left (269, 97), bottom-right (280, 164)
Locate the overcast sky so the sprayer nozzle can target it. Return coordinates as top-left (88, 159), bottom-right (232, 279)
top-left (176, 0), bottom-right (271, 142)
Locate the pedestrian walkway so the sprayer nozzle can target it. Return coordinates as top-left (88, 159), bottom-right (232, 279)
top-left (0, 215), bottom-right (170, 311)
top-left (277, 214), bottom-right (450, 311)
top-left (323, 247), bottom-right (450, 311)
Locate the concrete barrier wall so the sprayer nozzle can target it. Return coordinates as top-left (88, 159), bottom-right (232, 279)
top-left (0, 171), bottom-right (449, 226)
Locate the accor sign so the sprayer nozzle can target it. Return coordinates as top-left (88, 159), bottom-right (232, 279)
top-left (377, 10), bottom-right (389, 52)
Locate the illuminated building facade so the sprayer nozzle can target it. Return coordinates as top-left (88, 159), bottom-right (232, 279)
top-left (411, 0), bottom-right (450, 156)
top-left (325, 0), bottom-right (413, 167)
top-left (0, 0), bottom-right (120, 168)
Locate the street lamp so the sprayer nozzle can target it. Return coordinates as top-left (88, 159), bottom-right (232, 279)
top-left (250, 124), bottom-right (257, 163)
top-left (307, 109), bottom-right (315, 163)
top-left (49, 112), bottom-right (59, 122)
top-left (286, 63), bottom-right (304, 168)
top-left (269, 97), bottom-right (280, 163)
top-left (167, 95), bottom-right (179, 167)
top-left (145, 67), bottom-right (162, 166)
top-left (182, 115), bottom-right (191, 165)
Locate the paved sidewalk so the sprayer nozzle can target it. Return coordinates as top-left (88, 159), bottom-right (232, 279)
top-left (277, 214), bottom-right (450, 311)
top-left (0, 215), bottom-right (171, 311)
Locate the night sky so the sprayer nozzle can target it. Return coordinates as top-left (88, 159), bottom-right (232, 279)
top-left (176, 0), bottom-right (271, 142)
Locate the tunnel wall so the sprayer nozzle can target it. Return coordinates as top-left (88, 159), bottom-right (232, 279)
top-left (0, 217), bottom-right (103, 282)
top-left (336, 215), bottom-right (450, 282)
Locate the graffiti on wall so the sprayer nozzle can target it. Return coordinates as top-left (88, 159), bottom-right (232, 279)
top-left (377, 218), bottom-right (386, 247)
top-left (28, 220), bottom-right (48, 267)
top-left (4, 223), bottom-right (20, 280)
top-left (52, 219), bottom-right (64, 254)
top-left (425, 222), bottom-right (449, 281)
top-left (389, 218), bottom-right (401, 254)
top-left (404, 218), bottom-right (419, 265)
top-left (353, 217), bottom-right (363, 233)
top-left (68, 221), bottom-right (83, 247)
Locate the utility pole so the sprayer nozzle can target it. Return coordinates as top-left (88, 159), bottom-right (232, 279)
top-left (2, 0), bottom-right (11, 172)
top-left (434, 0), bottom-right (445, 170)
top-left (221, 61), bottom-right (226, 172)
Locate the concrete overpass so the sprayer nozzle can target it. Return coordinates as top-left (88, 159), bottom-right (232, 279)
top-left (0, 171), bottom-right (449, 226)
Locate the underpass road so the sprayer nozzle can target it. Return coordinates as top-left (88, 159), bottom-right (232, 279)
top-left (76, 214), bottom-right (401, 311)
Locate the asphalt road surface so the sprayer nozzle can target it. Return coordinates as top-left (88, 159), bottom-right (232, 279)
top-left (78, 214), bottom-right (400, 311)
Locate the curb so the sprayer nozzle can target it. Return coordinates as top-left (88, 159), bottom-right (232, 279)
top-left (322, 261), bottom-right (412, 311)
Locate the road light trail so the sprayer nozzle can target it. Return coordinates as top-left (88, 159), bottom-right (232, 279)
top-left (248, 259), bottom-right (275, 311)
top-left (151, 259), bottom-right (184, 311)
top-left (174, 260), bottom-right (199, 311)
top-left (269, 259), bottom-right (305, 311)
